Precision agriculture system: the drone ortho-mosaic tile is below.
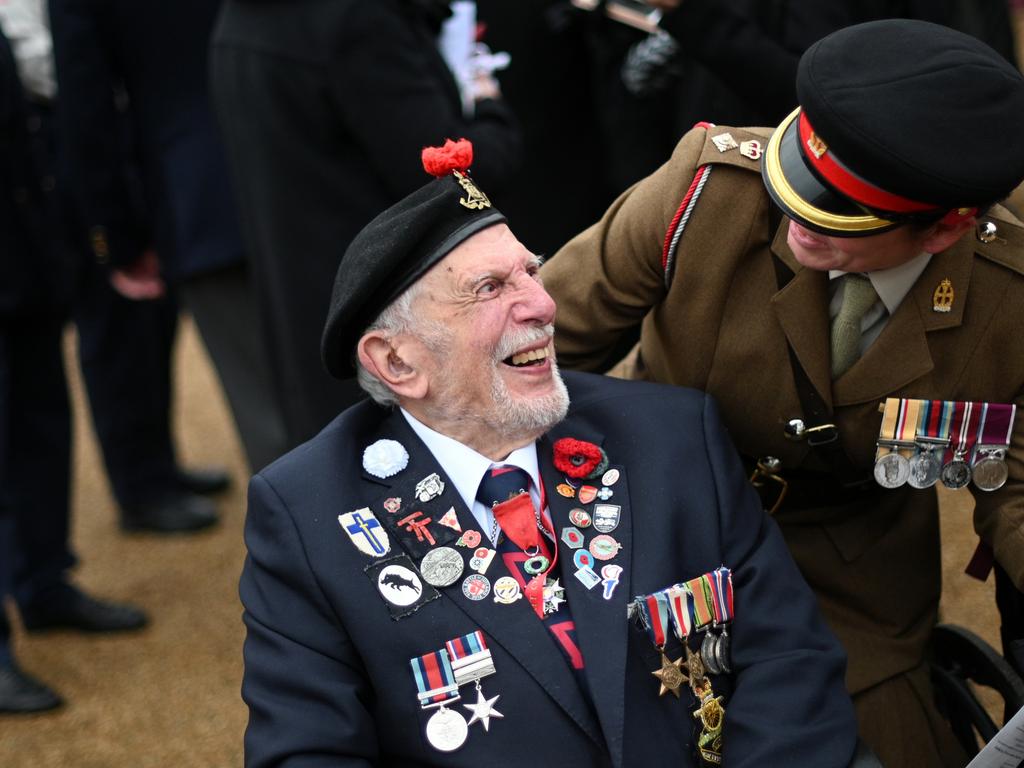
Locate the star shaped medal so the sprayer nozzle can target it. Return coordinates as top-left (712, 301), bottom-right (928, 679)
top-left (464, 687), bottom-right (504, 731)
top-left (652, 652), bottom-right (687, 698)
top-left (637, 592), bottom-right (686, 697)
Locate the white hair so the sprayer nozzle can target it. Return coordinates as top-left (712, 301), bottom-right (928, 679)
top-left (356, 281), bottom-right (429, 406)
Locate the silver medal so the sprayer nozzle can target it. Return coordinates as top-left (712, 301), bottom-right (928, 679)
top-left (701, 632), bottom-right (722, 675)
top-left (714, 633), bottom-right (732, 674)
top-left (873, 452), bottom-right (910, 489)
top-left (425, 706), bottom-right (468, 752)
top-left (907, 449), bottom-right (942, 489)
top-left (940, 458), bottom-right (972, 490)
top-left (972, 450), bottom-right (1009, 492)
top-left (419, 547), bottom-right (464, 587)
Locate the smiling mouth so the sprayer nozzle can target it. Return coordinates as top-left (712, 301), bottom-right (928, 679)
top-left (504, 342), bottom-right (552, 367)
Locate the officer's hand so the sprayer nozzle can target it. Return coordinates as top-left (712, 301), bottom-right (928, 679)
top-left (110, 249), bottom-right (166, 300)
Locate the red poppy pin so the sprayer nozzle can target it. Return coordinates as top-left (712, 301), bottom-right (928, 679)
top-left (553, 438), bottom-right (609, 480)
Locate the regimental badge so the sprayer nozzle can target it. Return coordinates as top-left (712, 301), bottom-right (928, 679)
top-left (383, 497), bottom-right (402, 514)
top-left (397, 510), bottom-right (436, 546)
top-left (561, 526), bottom-right (585, 549)
top-left (574, 565), bottom-right (602, 590)
top-left (600, 564), bottom-right (623, 600)
top-left (493, 576), bottom-right (522, 604)
top-left (437, 507), bottom-right (462, 532)
top-left (932, 278), bottom-right (954, 313)
top-left (366, 555), bottom-right (439, 619)
top-left (568, 508), bottom-right (592, 528)
top-left (806, 131), bottom-right (828, 159)
top-left (694, 692), bottom-right (726, 765)
top-left (469, 547), bottom-right (496, 574)
top-left (711, 132), bottom-right (739, 153)
top-left (573, 549), bottom-right (595, 570)
top-left (542, 578), bottom-right (566, 615)
top-left (592, 504), bottom-right (621, 533)
top-left (739, 140), bottom-right (763, 160)
top-left (462, 573), bottom-right (491, 600)
top-left (338, 509), bottom-right (390, 557)
top-left (454, 170), bottom-right (492, 211)
top-left (589, 534), bottom-right (621, 561)
top-left (415, 473), bottom-right (445, 502)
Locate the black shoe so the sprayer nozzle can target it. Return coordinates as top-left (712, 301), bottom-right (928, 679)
top-left (20, 585), bottom-right (148, 634)
top-left (120, 490), bottom-right (219, 533)
top-left (0, 664), bottom-right (62, 713)
top-left (175, 466), bottom-right (231, 496)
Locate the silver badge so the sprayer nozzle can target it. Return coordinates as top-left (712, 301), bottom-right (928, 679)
top-left (592, 503), bottom-right (621, 533)
top-left (601, 468), bottom-right (620, 487)
top-left (972, 447), bottom-right (1008, 492)
top-left (714, 633), bottom-right (732, 674)
top-left (940, 458), bottom-right (972, 490)
top-left (419, 547), bottom-right (464, 587)
top-left (873, 452), bottom-right (910, 489)
top-left (415, 473), bottom-right (445, 502)
top-left (425, 707), bottom-right (468, 752)
top-left (711, 132), bottom-right (739, 153)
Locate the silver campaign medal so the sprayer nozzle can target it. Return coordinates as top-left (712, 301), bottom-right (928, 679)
top-left (873, 452), bottom-right (910, 489)
top-left (425, 707), bottom-right (469, 752)
top-left (972, 447), bottom-right (1009, 492)
top-left (907, 447), bottom-right (942, 489)
top-left (700, 632), bottom-right (722, 675)
top-left (940, 457), bottom-right (971, 490)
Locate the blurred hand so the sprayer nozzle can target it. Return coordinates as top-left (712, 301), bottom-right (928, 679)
top-left (110, 248), bottom-right (166, 300)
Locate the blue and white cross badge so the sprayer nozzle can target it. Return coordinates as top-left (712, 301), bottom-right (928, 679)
top-left (339, 508), bottom-right (390, 557)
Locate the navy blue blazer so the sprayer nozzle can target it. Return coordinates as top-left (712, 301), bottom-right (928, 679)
top-left (241, 371), bottom-right (856, 767)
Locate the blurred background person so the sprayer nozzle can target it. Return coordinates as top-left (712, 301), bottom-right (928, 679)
top-left (48, 0), bottom-right (287, 516)
top-left (0, 22), bottom-right (145, 715)
top-left (210, 0), bottom-right (522, 449)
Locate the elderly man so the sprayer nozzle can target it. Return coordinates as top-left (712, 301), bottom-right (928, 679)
top-left (541, 19), bottom-right (1024, 767)
top-left (239, 141), bottom-right (857, 767)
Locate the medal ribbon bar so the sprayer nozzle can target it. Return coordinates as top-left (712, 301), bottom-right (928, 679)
top-left (709, 568), bottom-right (733, 625)
top-left (639, 591), bottom-right (671, 648)
top-left (410, 649), bottom-right (460, 708)
top-left (445, 630), bottom-right (496, 687)
top-left (685, 575), bottom-right (715, 631)
top-left (666, 584), bottom-right (693, 640)
top-left (974, 402), bottom-right (1015, 455)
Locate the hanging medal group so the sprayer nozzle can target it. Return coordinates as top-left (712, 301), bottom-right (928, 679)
top-left (874, 398), bottom-right (1016, 491)
top-left (631, 567), bottom-right (733, 766)
top-left (410, 630), bottom-right (503, 752)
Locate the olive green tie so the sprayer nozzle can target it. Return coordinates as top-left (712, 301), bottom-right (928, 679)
top-left (830, 273), bottom-right (878, 378)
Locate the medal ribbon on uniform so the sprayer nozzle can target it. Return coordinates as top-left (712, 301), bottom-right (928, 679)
top-left (895, 397), bottom-right (921, 447)
top-left (411, 648), bottom-right (460, 708)
top-left (944, 401), bottom-right (981, 466)
top-left (639, 591), bottom-right (671, 649)
top-left (874, 398), bottom-right (902, 462)
top-left (975, 402), bottom-right (1015, 453)
top-left (923, 399), bottom-right (955, 444)
top-left (709, 567), bottom-right (733, 625)
top-left (685, 575), bottom-right (715, 631)
top-left (445, 630), bottom-right (496, 687)
top-left (666, 584), bottom-right (693, 640)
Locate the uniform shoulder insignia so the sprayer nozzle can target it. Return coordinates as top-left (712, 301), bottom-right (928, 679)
top-left (975, 204), bottom-right (1024, 277)
top-left (696, 124), bottom-right (773, 170)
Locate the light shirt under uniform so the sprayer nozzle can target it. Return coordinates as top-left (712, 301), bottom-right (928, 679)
top-left (401, 409), bottom-right (544, 545)
top-left (829, 252), bottom-right (931, 354)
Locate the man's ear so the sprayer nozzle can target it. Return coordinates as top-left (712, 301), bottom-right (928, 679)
top-left (920, 216), bottom-right (975, 254)
top-left (357, 331), bottom-right (429, 401)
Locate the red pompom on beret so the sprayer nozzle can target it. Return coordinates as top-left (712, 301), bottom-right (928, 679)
top-left (421, 138), bottom-right (474, 178)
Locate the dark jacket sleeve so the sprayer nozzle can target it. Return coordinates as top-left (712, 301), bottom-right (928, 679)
top-left (698, 393), bottom-right (857, 767)
top-left (49, 0), bottom-right (148, 269)
top-left (241, 474), bottom-right (378, 768)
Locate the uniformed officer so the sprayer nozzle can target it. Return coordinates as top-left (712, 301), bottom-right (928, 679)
top-left (541, 19), bottom-right (1024, 767)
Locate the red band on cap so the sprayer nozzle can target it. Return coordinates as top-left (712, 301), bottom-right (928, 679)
top-left (797, 113), bottom-right (939, 215)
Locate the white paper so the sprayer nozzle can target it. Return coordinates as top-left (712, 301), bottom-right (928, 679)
top-left (967, 705), bottom-right (1024, 767)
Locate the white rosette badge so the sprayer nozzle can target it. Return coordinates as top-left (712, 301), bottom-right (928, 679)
top-left (363, 439), bottom-right (410, 479)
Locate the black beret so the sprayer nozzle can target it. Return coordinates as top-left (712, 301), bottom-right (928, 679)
top-left (321, 141), bottom-right (505, 379)
top-left (763, 20), bottom-right (1024, 236)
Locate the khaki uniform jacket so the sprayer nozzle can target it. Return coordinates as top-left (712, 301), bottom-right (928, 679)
top-left (541, 124), bottom-right (1024, 694)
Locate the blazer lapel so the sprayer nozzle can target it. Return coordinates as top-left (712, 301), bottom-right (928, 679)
top-left (359, 411), bottom-right (605, 749)
top-left (539, 421), bottom-right (631, 768)
top-left (833, 241), bottom-right (975, 405)
top-left (769, 222), bottom-right (834, 411)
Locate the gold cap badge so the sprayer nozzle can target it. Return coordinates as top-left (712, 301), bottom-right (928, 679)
top-left (932, 278), bottom-right (954, 313)
top-left (454, 171), bottom-right (491, 211)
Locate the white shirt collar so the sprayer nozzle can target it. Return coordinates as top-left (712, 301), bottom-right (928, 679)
top-left (829, 251), bottom-right (931, 315)
top-left (400, 409), bottom-right (541, 537)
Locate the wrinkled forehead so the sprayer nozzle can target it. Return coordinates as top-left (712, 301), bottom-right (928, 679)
top-left (425, 223), bottom-right (539, 286)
